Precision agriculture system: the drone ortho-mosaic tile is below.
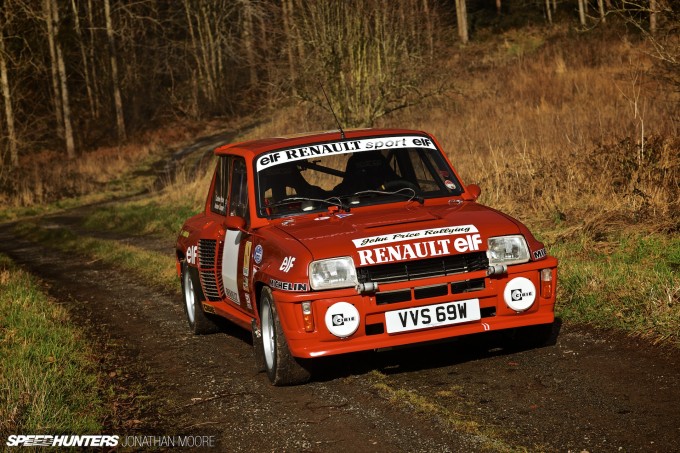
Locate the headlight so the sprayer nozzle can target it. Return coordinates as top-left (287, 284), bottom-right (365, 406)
top-left (309, 257), bottom-right (358, 290)
top-left (487, 235), bottom-right (530, 265)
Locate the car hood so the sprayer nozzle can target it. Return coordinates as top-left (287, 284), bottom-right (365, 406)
top-left (271, 202), bottom-right (522, 264)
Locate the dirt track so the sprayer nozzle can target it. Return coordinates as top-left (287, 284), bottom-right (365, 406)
top-left (1, 208), bottom-right (679, 453)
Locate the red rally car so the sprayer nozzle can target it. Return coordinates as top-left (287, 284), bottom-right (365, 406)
top-left (176, 128), bottom-right (557, 385)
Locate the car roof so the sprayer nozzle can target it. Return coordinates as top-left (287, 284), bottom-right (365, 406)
top-left (214, 127), bottom-right (431, 157)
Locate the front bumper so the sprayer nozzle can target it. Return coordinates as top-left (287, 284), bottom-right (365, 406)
top-left (273, 257), bottom-right (557, 358)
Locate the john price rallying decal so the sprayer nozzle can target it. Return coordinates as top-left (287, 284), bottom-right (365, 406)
top-left (353, 225), bottom-right (478, 248)
top-left (256, 136), bottom-right (437, 170)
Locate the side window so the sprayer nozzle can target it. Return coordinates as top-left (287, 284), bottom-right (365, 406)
top-left (229, 158), bottom-right (249, 221)
top-left (211, 157), bottom-right (230, 215)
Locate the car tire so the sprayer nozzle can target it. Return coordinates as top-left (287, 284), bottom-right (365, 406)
top-left (259, 286), bottom-right (311, 386)
top-left (181, 262), bottom-right (220, 335)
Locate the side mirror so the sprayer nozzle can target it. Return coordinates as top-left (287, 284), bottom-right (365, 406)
top-left (463, 184), bottom-right (481, 201)
top-left (224, 216), bottom-right (246, 231)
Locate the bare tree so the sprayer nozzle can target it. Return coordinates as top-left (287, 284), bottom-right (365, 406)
top-left (455, 0), bottom-right (469, 44)
top-left (44, 0), bottom-right (63, 141)
top-left (282, 0), bottom-right (297, 94)
top-left (545, 0), bottom-right (553, 25)
top-left (46, 0), bottom-right (75, 158)
top-left (618, 1), bottom-right (679, 92)
top-left (183, 0), bottom-right (238, 115)
top-left (0, 16), bottom-right (17, 166)
top-left (104, 0), bottom-right (126, 143)
top-left (598, 0), bottom-right (607, 23)
top-left (71, 0), bottom-right (97, 119)
top-left (86, 0), bottom-right (100, 119)
top-left (296, 0), bottom-right (447, 127)
top-left (578, 0), bottom-right (587, 27)
top-left (650, 0), bottom-right (657, 34)
top-left (422, 0), bottom-right (434, 58)
top-left (241, 0), bottom-right (257, 87)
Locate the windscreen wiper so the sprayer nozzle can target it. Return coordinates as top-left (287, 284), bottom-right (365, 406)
top-left (267, 196), bottom-right (349, 212)
top-left (348, 188), bottom-right (424, 204)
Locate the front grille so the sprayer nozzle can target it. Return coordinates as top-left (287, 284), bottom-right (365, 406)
top-left (357, 251), bottom-right (488, 285)
top-left (375, 279), bottom-right (486, 306)
top-left (451, 278), bottom-right (485, 294)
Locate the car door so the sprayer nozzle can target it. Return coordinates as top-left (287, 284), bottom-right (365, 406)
top-left (221, 157), bottom-right (252, 311)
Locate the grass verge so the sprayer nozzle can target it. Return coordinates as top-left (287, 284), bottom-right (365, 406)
top-left (82, 201), bottom-right (201, 240)
top-left (13, 223), bottom-right (178, 293)
top-left (0, 254), bottom-right (104, 437)
top-left (553, 231), bottom-right (680, 347)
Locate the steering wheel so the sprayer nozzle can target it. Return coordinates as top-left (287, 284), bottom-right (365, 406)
top-left (383, 179), bottom-right (419, 192)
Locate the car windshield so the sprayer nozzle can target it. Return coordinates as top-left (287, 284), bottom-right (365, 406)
top-left (255, 135), bottom-right (463, 218)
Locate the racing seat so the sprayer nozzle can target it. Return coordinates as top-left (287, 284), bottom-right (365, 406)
top-left (334, 151), bottom-right (400, 195)
top-left (260, 162), bottom-right (325, 203)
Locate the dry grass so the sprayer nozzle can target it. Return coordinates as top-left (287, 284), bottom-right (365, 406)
top-left (376, 27), bottom-right (680, 235)
top-left (0, 120), bottom-right (221, 209)
top-left (154, 27), bottom-right (680, 239)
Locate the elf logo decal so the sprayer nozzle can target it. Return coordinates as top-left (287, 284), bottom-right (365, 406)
top-left (280, 256), bottom-right (295, 272)
top-left (186, 245), bottom-right (198, 265)
top-left (358, 234), bottom-right (482, 266)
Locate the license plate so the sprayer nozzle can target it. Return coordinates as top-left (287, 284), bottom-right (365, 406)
top-left (384, 299), bottom-right (481, 334)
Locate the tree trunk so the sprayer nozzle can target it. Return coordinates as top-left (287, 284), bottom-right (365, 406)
top-left (455, 0), bottom-right (468, 44)
top-left (86, 0), bottom-right (100, 119)
top-left (598, 0), bottom-right (606, 23)
top-left (242, 0), bottom-right (257, 87)
top-left (71, 0), bottom-right (96, 119)
top-left (577, 0), bottom-right (586, 26)
top-left (183, 0), bottom-right (204, 115)
top-left (0, 25), bottom-right (18, 166)
top-left (545, 0), bottom-right (553, 25)
top-left (282, 0), bottom-right (297, 94)
top-left (650, 0), bottom-right (657, 34)
top-left (496, 0), bottom-right (501, 16)
top-left (44, 0), bottom-right (63, 140)
top-left (422, 0), bottom-right (434, 58)
top-left (50, 0), bottom-right (75, 158)
top-left (104, 0), bottom-right (126, 143)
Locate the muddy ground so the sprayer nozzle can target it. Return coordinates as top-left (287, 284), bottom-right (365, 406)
top-left (1, 143), bottom-right (679, 452)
